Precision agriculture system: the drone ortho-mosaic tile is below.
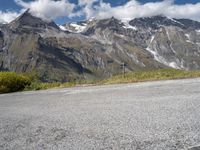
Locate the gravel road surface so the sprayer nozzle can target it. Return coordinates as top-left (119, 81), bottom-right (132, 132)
top-left (1, 78), bottom-right (200, 150)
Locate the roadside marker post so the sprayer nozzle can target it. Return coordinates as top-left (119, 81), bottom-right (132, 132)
top-left (120, 62), bottom-right (127, 78)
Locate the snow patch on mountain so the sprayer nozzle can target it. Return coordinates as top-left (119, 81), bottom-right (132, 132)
top-left (122, 20), bottom-right (137, 30)
top-left (186, 40), bottom-right (195, 44)
top-left (146, 35), bottom-right (181, 69)
top-left (167, 17), bottom-right (185, 26)
top-left (146, 46), bottom-right (180, 69)
top-left (60, 22), bottom-right (88, 33)
top-left (185, 33), bottom-right (195, 44)
top-left (146, 36), bottom-right (162, 63)
top-left (70, 23), bottom-right (87, 33)
top-left (165, 29), bottom-right (176, 54)
top-left (59, 25), bottom-right (67, 31)
top-left (185, 34), bottom-right (190, 39)
top-left (196, 30), bottom-right (200, 33)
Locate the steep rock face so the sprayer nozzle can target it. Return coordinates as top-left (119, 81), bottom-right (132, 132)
top-left (9, 10), bottom-right (59, 33)
top-left (80, 16), bottom-right (200, 70)
top-left (0, 31), bottom-right (3, 50)
top-left (0, 11), bottom-right (91, 81)
top-left (129, 16), bottom-right (185, 30)
top-left (174, 19), bottom-right (200, 30)
top-left (84, 17), bottom-right (124, 35)
top-left (143, 23), bottom-right (200, 69)
top-left (80, 18), bottom-right (166, 71)
top-left (0, 30), bottom-right (93, 82)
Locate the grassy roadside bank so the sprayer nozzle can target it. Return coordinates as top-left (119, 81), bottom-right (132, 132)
top-left (100, 69), bottom-right (200, 85)
top-left (1, 69), bottom-right (200, 93)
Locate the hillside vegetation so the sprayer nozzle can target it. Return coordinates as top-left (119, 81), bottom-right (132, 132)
top-left (0, 72), bottom-right (31, 93)
top-left (1, 69), bottom-right (200, 93)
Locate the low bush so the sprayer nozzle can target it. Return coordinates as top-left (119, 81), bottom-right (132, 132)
top-left (0, 72), bottom-right (31, 93)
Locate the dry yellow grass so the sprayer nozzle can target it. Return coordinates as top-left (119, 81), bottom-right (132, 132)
top-left (101, 69), bottom-right (200, 85)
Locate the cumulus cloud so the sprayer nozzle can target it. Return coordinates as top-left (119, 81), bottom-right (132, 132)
top-left (77, 0), bottom-right (99, 19)
top-left (78, 0), bottom-right (98, 6)
top-left (0, 0), bottom-right (200, 24)
top-left (15, 0), bottom-right (75, 21)
top-left (0, 11), bottom-right (20, 23)
top-left (81, 0), bottom-right (200, 21)
top-left (166, 3), bottom-right (200, 21)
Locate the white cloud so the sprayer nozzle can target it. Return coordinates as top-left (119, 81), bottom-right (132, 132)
top-left (165, 3), bottom-right (200, 21)
top-left (15, 0), bottom-right (75, 21)
top-left (0, 0), bottom-right (200, 24)
top-left (78, 0), bottom-right (97, 6)
top-left (81, 0), bottom-right (200, 21)
top-left (0, 11), bottom-right (20, 23)
top-left (77, 0), bottom-right (99, 19)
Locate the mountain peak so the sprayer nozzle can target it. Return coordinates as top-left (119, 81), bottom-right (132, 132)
top-left (8, 9), bottom-right (59, 30)
top-left (129, 15), bottom-right (186, 29)
top-left (95, 17), bottom-right (123, 29)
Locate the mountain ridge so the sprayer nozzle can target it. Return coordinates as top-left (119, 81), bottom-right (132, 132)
top-left (0, 12), bottom-right (200, 82)
top-left (61, 15), bottom-right (200, 33)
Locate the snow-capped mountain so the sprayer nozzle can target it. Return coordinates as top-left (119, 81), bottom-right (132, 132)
top-left (60, 22), bottom-right (87, 33)
top-left (1, 10), bottom-right (200, 82)
top-left (60, 19), bottom-right (97, 33)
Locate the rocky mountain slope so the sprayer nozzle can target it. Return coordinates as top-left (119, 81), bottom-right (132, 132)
top-left (0, 10), bottom-right (200, 82)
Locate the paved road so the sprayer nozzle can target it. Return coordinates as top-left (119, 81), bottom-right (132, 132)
top-left (1, 78), bottom-right (200, 150)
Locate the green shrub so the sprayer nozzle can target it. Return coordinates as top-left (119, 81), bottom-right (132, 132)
top-left (0, 72), bottom-right (31, 93)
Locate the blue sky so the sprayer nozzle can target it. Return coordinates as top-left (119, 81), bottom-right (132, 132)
top-left (1, 0), bottom-right (200, 11)
top-left (0, 0), bottom-right (200, 24)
